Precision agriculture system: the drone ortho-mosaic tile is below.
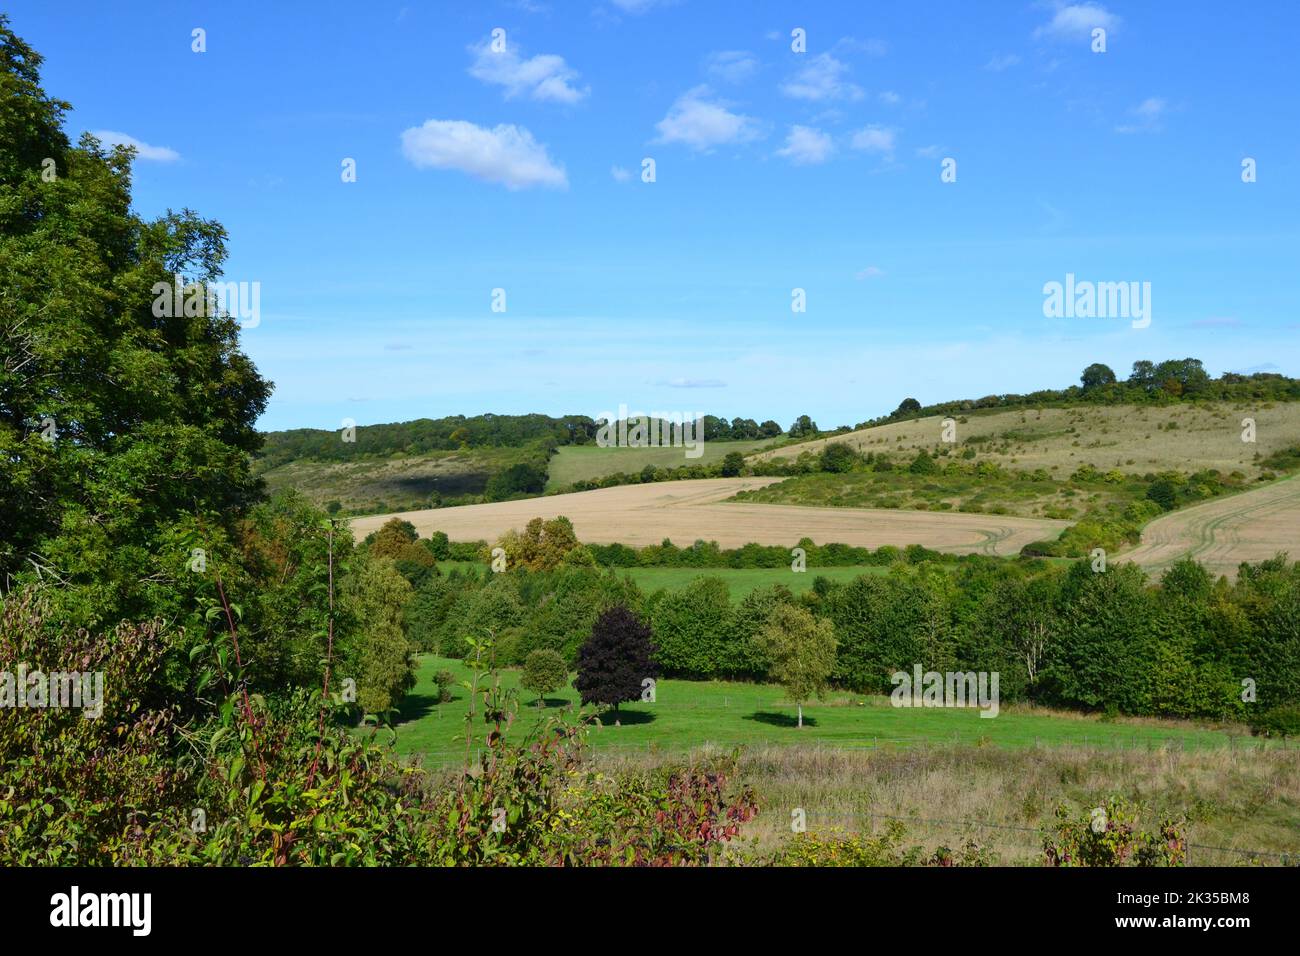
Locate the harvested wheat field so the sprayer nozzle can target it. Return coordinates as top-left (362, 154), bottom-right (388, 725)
top-left (1120, 475), bottom-right (1300, 578)
top-left (755, 402), bottom-right (1300, 479)
top-left (349, 477), bottom-right (1071, 554)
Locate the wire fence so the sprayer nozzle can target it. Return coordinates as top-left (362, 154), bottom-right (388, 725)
top-left (794, 809), bottom-right (1300, 866)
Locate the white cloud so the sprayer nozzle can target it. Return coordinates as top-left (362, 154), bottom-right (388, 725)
top-left (656, 377), bottom-right (726, 388)
top-left (654, 86), bottom-right (762, 152)
top-left (89, 130), bottom-right (179, 162)
top-left (850, 125), bottom-right (896, 156)
top-left (780, 53), bottom-right (863, 101)
top-left (878, 90), bottom-right (901, 106)
top-left (915, 144), bottom-right (943, 158)
top-left (705, 50), bottom-right (759, 84)
top-left (985, 53), bottom-right (1021, 71)
top-left (776, 125), bottom-right (833, 165)
top-left (1035, 3), bottom-right (1120, 41)
top-left (400, 119), bottom-right (567, 190)
top-left (610, 165), bottom-right (632, 182)
top-left (855, 265), bottom-right (886, 280)
top-left (468, 38), bottom-right (588, 103)
top-left (1115, 97), bottom-right (1166, 134)
top-left (609, 0), bottom-right (668, 13)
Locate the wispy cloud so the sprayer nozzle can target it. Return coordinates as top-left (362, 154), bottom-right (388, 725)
top-left (850, 125), bottom-right (896, 157)
top-left (89, 130), bottom-right (180, 162)
top-left (654, 86), bottom-right (763, 151)
top-left (985, 53), bottom-right (1021, 71)
top-left (855, 265), bottom-right (886, 280)
top-left (776, 125), bottom-right (834, 165)
top-left (468, 37), bottom-right (588, 103)
top-left (610, 165), bottom-right (632, 182)
top-left (1035, 3), bottom-right (1120, 41)
top-left (1115, 96), bottom-right (1167, 134)
top-left (780, 52), bottom-right (863, 101)
top-left (655, 377), bottom-right (727, 388)
top-left (609, 0), bottom-right (672, 14)
top-left (400, 119), bottom-right (567, 189)
top-left (705, 50), bottom-right (759, 84)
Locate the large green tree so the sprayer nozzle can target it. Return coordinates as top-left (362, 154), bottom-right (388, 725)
top-left (0, 16), bottom-right (271, 630)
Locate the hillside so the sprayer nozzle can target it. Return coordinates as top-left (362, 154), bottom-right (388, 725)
top-left (349, 477), bottom-right (1070, 555)
top-left (754, 402), bottom-right (1300, 480)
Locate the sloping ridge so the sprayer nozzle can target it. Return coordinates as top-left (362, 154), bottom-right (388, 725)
top-left (1119, 476), bottom-right (1300, 578)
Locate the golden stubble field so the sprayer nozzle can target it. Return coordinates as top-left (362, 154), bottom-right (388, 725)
top-left (755, 402), bottom-right (1300, 478)
top-left (349, 477), bottom-right (1072, 555)
top-left (1118, 475), bottom-right (1300, 577)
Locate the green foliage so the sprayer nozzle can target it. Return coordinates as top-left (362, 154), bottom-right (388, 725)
top-left (719, 450), bottom-right (745, 477)
top-left (908, 450), bottom-right (939, 475)
top-left (648, 576), bottom-right (735, 678)
top-left (764, 823), bottom-right (993, 867)
top-left (521, 649), bottom-right (568, 705)
top-left (0, 16), bottom-right (270, 627)
top-left (1250, 703), bottom-right (1300, 738)
top-left (485, 462), bottom-right (547, 501)
top-left (497, 516), bottom-right (583, 571)
top-left (1146, 478), bottom-right (1178, 511)
top-left (341, 553), bottom-right (416, 716)
top-left (754, 604), bottom-right (837, 726)
top-left (1043, 798), bottom-right (1187, 867)
top-left (858, 358), bottom-right (1300, 430)
top-left (820, 442), bottom-right (859, 473)
top-left (434, 669), bottom-right (455, 703)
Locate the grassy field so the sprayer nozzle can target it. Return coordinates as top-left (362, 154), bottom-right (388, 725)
top-left (386, 655), bottom-right (1263, 765)
top-left (592, 743), bottom-right (1300, 864)
top-left (438, 561), bottom-right (894, 598)
top-left (387, 657), bottom-right (1300, 862)
top-left (546, 440), bottom-right (773, 489)
top-left (755, 401), bottom-right (1300, 480)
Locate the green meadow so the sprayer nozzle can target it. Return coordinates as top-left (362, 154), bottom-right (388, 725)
top-left (381, 655), bottom-right (1258, 766)
top-left (545, 440), bottom-right (772, 489)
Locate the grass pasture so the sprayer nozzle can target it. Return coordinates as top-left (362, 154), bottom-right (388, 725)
top-left (387, 656), bottom-right (1261, 765)
top-left (546, 440), bottom-right (772, 489)
top-left (390, 657), bottom-right (1300, 864)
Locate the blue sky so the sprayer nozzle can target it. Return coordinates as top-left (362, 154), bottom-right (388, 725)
top-left (12, 0), bottom-right (1300, 431)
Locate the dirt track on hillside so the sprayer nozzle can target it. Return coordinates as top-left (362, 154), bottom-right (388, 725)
top-left (1119, 476), bottom-right (1300, 578)
top-left (349, 478), bottom-right (1072, 555)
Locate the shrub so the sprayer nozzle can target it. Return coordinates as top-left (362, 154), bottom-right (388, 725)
top-left (434, 669), bottom-right (455, 703)
top-left (521, 649), bottom-right (568, 707)
top-left (1043, 798), bottom-right (1186, 867)
top-left (1250, 703), bottom-right (1300, 738)
top-left (820, 443), bottom-right (858, 473)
